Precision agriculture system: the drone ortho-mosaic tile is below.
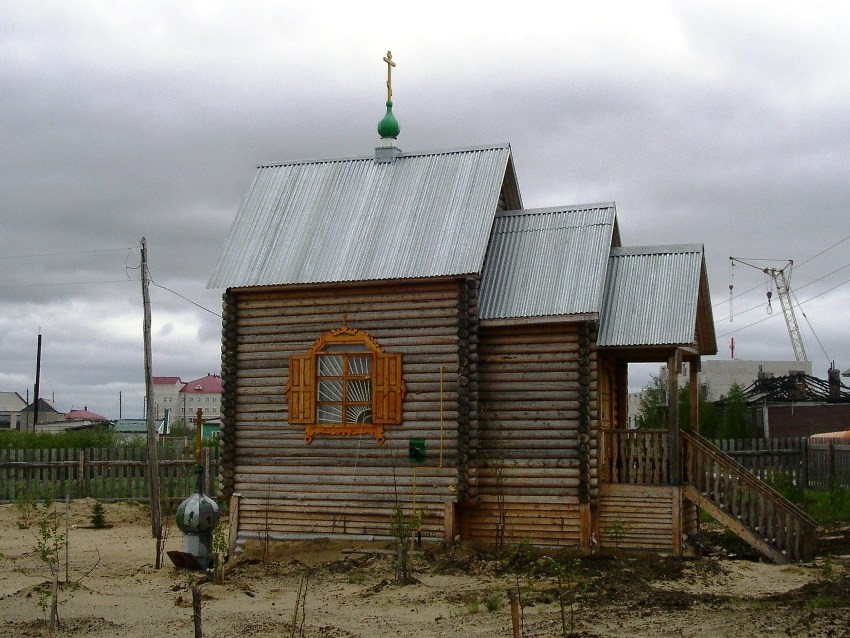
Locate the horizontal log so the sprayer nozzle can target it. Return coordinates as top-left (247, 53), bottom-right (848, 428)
top-left (233, 471), bottom-right (456, 488)
top-left (236, 307), bottom-right (460, 327)
top-left (237, 283), bottom-right (461, 307)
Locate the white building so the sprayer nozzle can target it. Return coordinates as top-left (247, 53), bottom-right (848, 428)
top-left (152, 374), bottom-right (222, 425)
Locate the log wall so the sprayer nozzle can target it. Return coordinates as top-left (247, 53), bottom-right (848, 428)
top-left (221, 279), bottom-right (467, 542)
top-left (463, 322), bottom-right (598, 548)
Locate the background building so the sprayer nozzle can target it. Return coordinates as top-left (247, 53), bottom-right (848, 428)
top-left (0, 392), bottom-right (26, 430)
top-left (152, 374), bottom-right (222, 425)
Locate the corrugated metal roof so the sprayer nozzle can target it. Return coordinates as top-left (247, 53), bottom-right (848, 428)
top-left (478, 204), bottom-right (617, 319)
top-left (208, 144), bottom-right (513, 288)
top-left (597, 245), bottom-right (705, 347)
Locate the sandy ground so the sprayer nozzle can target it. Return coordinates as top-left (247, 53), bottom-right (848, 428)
top-left (0, 500), bottom-right (848, 637)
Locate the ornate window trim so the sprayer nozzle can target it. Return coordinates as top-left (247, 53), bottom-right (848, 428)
top-left (286, 326), bottom-right (406, 444)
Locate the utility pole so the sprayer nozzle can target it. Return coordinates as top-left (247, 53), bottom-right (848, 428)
top-left (33, 330), bottom-right (42, 431)
top-left (141, 238), bottom-right (163, 562)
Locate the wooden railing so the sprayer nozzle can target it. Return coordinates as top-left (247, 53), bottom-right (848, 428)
top-left (682, 431), bottom-right (816, 562)
top-left (603, 429), bottom-right (671, 485)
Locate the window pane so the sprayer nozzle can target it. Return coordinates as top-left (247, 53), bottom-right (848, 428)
top-left (318, 379), bottom-right (343, 402)
top-left (318, 354), bottom-right (343, 376)
top-left (317, 404), bottom-right (342, 423)
top-left (347, 355), bottom-right (371, 375)
top-left (346, 405), bottom-right (372, 424)
top-left (323, 343), bottom-right (369, 353)
top-left (347, 379), bottom-right (371, 403)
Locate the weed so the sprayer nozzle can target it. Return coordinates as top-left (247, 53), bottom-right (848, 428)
top-left (545, 555), bottom-right (582, 638)
top-left (459, 592), bottom-right (480, 614)
top-left (502, 538), bottom-right (535, 572)
top-left (389, 502), bottom-right (418, 583)
top-left (485, 591), bottom-right (503, 612)
top-left (820, 554), bottom-right (834, 579)
top-left (601, 517), bottom-right (629, 554)
top-left (15, 488), bottom-right (37, 529)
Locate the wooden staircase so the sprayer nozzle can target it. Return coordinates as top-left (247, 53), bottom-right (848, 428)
top-left (682, 431), bottom-right (817, 563)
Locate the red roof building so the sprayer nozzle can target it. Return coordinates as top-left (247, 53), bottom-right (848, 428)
top-left (153, 374), bottom-right (222, 425)
top-left (66, 407), bottom-right (108, 422)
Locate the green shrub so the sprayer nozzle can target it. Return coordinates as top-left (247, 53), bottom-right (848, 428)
top-left (90, 501), bottom-right (107, 529)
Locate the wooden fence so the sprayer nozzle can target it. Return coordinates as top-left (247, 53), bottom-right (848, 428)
top-left (712, 438), bottom-right (850, 489)
top-left (0, 446), bottom-right (220, 503)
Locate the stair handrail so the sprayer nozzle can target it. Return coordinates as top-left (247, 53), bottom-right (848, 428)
top-left (682, 430), bottom-right (817, 528)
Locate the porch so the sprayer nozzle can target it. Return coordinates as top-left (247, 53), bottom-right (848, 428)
top-left (600, 428), bottom-right (817, 562)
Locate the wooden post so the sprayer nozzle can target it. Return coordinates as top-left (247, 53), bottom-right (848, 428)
top-left (141, 238), bottom-right (162, 548)
top-left (801, 437), bottom-right (809, 489)
top-left (668, 351), bottom-right (681, 485)
top-left (192, 586), bottom-right (202, 638)
top-left (827, 440), bottom-right (835, 491)
top-left (443, 502), bottom-right (456, 546)
top-left (508, 590), bottom-right (521, 638)
top-left (671, 487), bottom-right (682, 557)
top-left (689, 357), bottom-right (699, 433)
top-left (227, 493), bottom-right (242, 559)
top-left (78, 450), bottom-right (85, 498)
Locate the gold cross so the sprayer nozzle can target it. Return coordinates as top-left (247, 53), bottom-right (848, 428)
top-left (383, 51), bottom-right (396, 101)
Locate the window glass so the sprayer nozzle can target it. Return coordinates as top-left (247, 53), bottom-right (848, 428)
top-left (317, 348), bottom-right (372, 425)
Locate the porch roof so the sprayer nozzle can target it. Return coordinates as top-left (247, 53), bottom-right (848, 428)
top-left (597, 244), bottom-right (717, 354)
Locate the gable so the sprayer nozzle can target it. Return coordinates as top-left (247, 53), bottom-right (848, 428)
top-left (597, 244), bottom-right (717, 353)
top-left (479, 203), bottom-right (618, 320)
top-left (209, 144), bottom-right (516, 289)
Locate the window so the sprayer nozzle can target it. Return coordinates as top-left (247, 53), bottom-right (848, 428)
top-left (287, 326), bottom-right (405, 444)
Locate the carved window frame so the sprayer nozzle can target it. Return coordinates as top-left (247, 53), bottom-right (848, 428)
top-left (286, 327), bottom-right (405, 444)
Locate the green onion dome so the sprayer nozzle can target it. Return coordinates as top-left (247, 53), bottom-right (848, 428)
top-left (377, 100), bottom-right (400, 139)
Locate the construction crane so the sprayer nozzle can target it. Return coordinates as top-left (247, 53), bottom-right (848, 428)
top-left (729, 257), bottom-right (809, 362)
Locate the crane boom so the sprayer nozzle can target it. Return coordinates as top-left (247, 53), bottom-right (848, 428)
top-left (729, 257), bottom-right (809, 362)
top-left (771, 265), bottom-right (808, 362)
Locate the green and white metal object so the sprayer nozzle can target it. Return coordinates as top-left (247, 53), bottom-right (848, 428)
top-left (172, 408), bottom-right (220, 569)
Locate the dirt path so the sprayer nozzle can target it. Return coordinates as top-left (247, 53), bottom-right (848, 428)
top-left (0, 501), bottom-right (848, 637)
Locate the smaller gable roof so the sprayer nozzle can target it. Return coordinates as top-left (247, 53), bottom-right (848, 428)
top-left (66, 408), bottom-right (108, 421)
top-left (22, 398), bottom-right (61, 414)
top-left (479, 203), bottom-right (619, 320)
top-left (597, 244), bottom-right (717, 353)
top-left (0, 392), bottom-right (26, 412)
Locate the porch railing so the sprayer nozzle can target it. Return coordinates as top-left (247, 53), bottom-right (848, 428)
top-left (603, 429), bottom-right (671, 485)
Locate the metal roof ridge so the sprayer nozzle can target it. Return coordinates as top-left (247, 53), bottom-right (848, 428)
top-left (256, 142), bottom-right (512, 169)
top-left (610, 243), bottom-right (704, 256)
top-left (495, 201), bottom-right (617, 218)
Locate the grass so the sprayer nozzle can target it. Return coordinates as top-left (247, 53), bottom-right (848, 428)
top-left (764, 473), bottom-right (850, 523)
top-left (806, 596), bottom-right (840, 609)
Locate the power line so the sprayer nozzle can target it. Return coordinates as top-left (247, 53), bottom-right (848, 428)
top-left (150, 281), bottom-right (222, 318)
top-left (0, 246), bottom-right (137, 260)
top-left (0, 279), bottom-right (132, 289)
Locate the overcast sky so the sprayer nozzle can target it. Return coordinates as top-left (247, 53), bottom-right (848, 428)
top-left (2, 1), bottom-right (849, 419)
